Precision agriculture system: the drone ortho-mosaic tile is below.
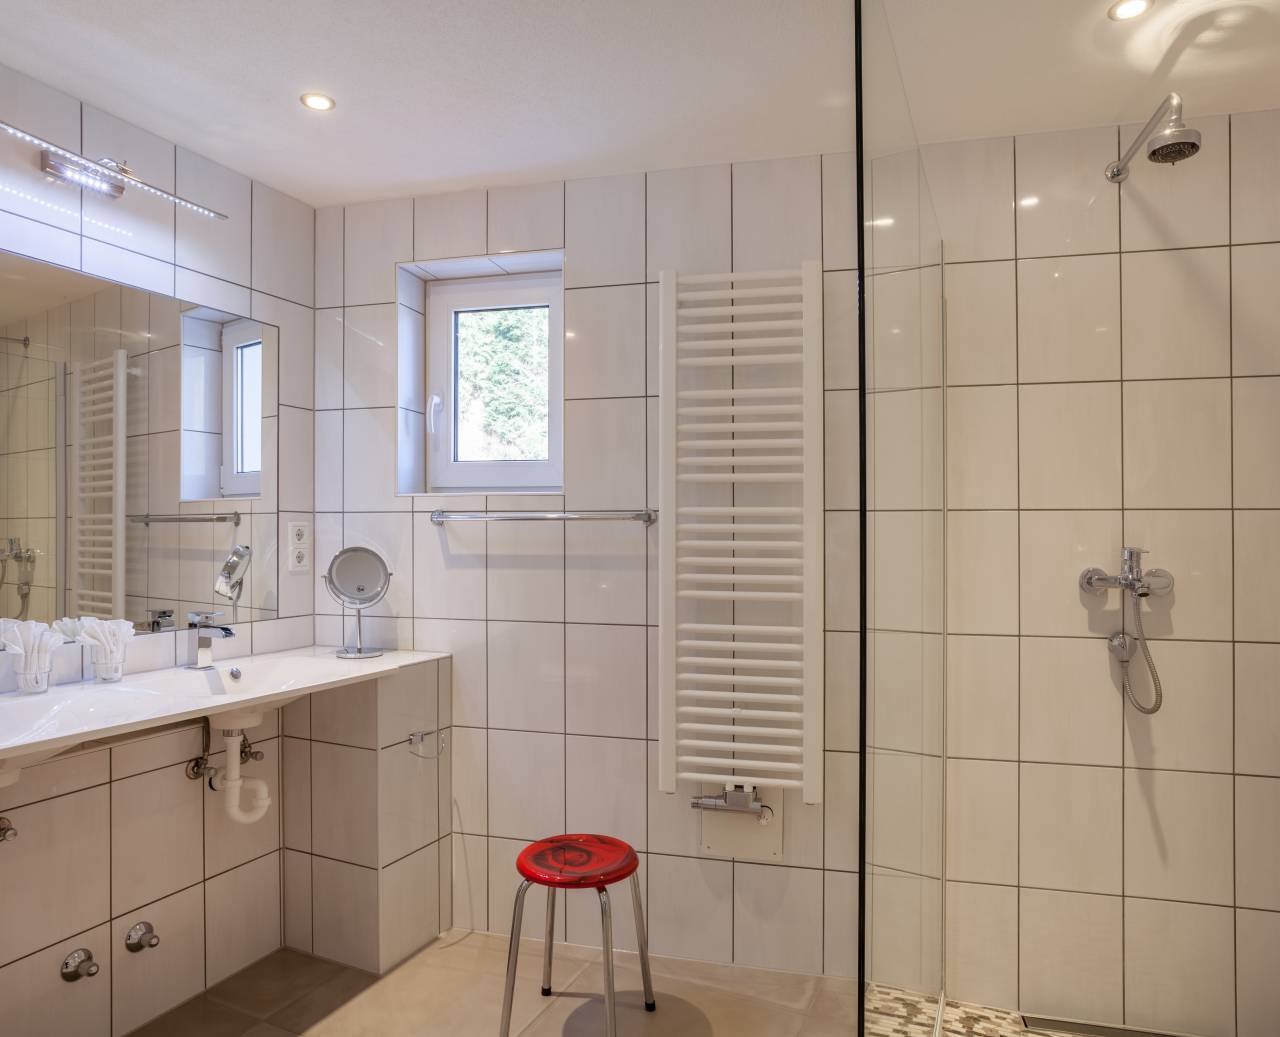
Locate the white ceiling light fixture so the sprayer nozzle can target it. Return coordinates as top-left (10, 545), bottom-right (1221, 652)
top-left (300, 92), bottom-right (336, 112)
top-left (0, 117), bottom-right (228, 219)
top-left (1108, 0), bottom-right (1152, 21)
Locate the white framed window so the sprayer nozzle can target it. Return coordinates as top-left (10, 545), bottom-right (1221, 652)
top-left (426, 271), bottom-right (563, 490)
top-left (221, 318), bottom-right (263, 496)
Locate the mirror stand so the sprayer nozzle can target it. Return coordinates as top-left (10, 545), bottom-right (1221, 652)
top-left (337, 607), bottom-right (382, 660)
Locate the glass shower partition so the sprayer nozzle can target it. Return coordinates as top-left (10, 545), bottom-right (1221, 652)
top-left (859, 0), bottom-right (947, 1030)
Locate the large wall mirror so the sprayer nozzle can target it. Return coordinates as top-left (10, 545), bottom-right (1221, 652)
top-left (0, 248), bottom-right (279, 632)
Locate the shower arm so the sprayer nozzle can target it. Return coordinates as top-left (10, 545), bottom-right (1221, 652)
top-left (1106, 92), bottom-right (1182, 183)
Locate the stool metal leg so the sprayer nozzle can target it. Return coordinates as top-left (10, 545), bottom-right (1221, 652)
top-left (541, 887), bottom-right (556, 995)
top-left (599, 887), bottom-right (617, 1037)
top-left (630, 872), bottom-right (656, 1011)
top-left (499, 879), bottom-right (533, 1037)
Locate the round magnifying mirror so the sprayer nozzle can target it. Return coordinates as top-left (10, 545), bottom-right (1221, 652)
top-left (322, 546), bottom-right (392, 659)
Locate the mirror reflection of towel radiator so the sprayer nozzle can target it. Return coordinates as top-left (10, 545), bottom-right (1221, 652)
top-left (657, 262), bottom-right (825, 806)
top-left (68, 351), bottom-right (126, 619)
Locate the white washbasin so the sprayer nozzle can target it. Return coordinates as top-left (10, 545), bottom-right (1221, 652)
top-left (0, 646), bottom-right (447, 773)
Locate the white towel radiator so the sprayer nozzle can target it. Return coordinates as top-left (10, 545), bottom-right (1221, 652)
top-left (68, 351), bottom-right (126, 619)
top-left (658, 262), bottom-right (825, 805)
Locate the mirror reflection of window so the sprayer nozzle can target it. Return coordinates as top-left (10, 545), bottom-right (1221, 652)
top-left (233, 338), bottom-right (262, 477)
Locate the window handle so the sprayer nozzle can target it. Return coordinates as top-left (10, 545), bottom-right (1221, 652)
top-left (428, 394), bottom-right (443, 435)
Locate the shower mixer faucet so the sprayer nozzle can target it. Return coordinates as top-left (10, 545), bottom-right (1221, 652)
top-left (1079, 547), bottom-right (1173, 598)
top-left (1079, 547), bottom-right (1173, 715)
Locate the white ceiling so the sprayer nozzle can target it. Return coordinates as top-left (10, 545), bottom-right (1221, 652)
top-left (882, 0), bottom-right (1280, 146)
top-left (0, 252), bottom-right (107, 327)
top-left (0, 1), bottom-right (855, 207)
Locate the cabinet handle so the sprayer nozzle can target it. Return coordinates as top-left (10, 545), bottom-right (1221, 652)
top-left (60, 948), bottom-right (99, 981)
top-left (125, 921), bottom-right (160, 952)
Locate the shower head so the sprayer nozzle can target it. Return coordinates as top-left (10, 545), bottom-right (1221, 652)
top-left (1105, 93), bottom-right (1200, 183)
top-left (1146, 124), bottom-right (1201, 164)
top-left (214, 544), bottom-right (252, 601)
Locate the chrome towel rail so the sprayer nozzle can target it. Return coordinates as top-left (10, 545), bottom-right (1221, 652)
top-left (129, 512), bottom-right (242, 527)
top-left (430, 509), bottom-right (656, 525)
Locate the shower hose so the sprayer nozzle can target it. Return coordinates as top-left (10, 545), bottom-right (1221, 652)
top-left (1120, 596), bottom-right (1162, 715)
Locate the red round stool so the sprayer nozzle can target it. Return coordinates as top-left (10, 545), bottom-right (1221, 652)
top-left (498, 834), bottom-right (655, 1037)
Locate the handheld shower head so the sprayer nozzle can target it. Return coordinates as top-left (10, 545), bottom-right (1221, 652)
top-left (1105, 93), bottom-right (1200, 183)
top-left (215, 544), bottom-right (252, 601)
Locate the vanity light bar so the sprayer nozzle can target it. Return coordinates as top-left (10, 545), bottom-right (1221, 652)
top-left (0, 117), bottom-right (229, 220)
top-left (40, 151), bottom-right (123, 198)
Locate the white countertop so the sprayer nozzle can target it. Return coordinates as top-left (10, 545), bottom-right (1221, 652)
top-left (0, 646), bottom-right (448, 766)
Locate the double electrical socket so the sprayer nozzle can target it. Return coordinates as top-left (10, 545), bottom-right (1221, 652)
top-left (287, 521), bottom-right (312, 573)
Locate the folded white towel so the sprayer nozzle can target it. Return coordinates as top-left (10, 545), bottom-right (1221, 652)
top-left (53, 617), bottom-right (83, 642)
top-left (2, 620), bottom-right (60, 674)
top-left (77, 616), bottom-right (136, 664)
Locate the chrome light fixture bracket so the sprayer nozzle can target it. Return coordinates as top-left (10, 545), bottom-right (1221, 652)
top-left (0, 117), bottom-right (228, 219)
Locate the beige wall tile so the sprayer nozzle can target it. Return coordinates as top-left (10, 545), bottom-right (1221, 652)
top-left (1238, 907), bottom-right (1280, 1037)
top-left (947, 511), bottom-right (1018, 635)
top-left (1019, 510), bottom-right (1123, 638)
top-left (946, 385), bottom-right (1017, 509)
top-left (1124, 898), bottom-right (1235, 1037)
top-left (1019, 381), bottom-right (1120, 509)
top-left (1125, 510), bottom-right (1233, 641)
top-left (1236, 643), bottom-right (1280, 777)
top-left (945, 759), bottom-right (1017, 886)
top-left (945, 881), bottom-right (1017, 1009)
top-left (1232, 243), bottom-right (1280, 376)
top-left (1124, 379), bottom-right (1231, 509)
top-left (1021, 636), bottom-right (1122, 766)
top-left (1020, 763), bottom-right (1121, 894)
top-left (1125, 769), bottom-right (1233, 904)
top-left (944, 261), bottom-right (1016, 385)
top-left (1123, 640), bottom-right (1233, 772)
top-left (946, 635), bottom-right (1018, 760)
top-left (1234, 376), bottom-right (1280, 507)
top-left (1122, 247), bottom-right (1230, 379)
top-left (1015, 126), bottom-right (1118, 258)
top-left (1236, 776), bottom-right (1280, 911)
top-left (1019, 888), bottom-right (1123, 1024)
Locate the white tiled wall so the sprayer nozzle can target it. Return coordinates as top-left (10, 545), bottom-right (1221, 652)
top-left (936, 111), bottom-right (1280, 1036)
top-left (318, 153), bottom-right (859, 976)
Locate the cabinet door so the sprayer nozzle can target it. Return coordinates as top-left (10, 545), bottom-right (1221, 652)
top-left (0, 784), bottom-right (110, 966)
top-left (0, 924), bottom-right (111, 1036)
top-left (112, 884), bottom-right (205, 1036)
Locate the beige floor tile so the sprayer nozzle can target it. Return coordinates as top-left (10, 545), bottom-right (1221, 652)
top-left (126, 995), bottom-right (259, 1037)
top-left (519, 961), bottom-right (809, 1037)
top-left (806, 976), bottom-right (857, 1023)
top-left (266, 969), bottom-right (379, 1034)
top-left (645, 950), bottom-right (818, 1012)
top-left (244, 1025), bottom-right (296, 1037)
top-left (303, 952), bottom-right (576, 1037)
top-left (206, 948), bottom-right (343, 1018)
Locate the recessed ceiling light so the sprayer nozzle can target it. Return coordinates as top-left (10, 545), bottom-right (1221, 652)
top-left (1108, 0), bottom-right (1151, 20)
top-left (300, 92), bottom-right (336, 112)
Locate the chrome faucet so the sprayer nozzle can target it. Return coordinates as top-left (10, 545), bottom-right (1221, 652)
top-left (1080, 546), bottom-right (1173, 598)
top-left (186, 610), bottom-right (234, 670)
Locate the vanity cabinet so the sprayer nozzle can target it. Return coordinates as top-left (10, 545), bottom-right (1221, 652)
top-left (0, 648), bottom-right (450, 1034)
